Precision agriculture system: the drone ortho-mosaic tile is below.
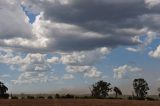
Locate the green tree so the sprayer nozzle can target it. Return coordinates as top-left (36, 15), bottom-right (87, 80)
top-left (90, 80), bottom-right (112, 98)
top-left (158, 88), bottom-right (160, 97)
top-left (133, 78), bottom-right (149, 98)
top-left (55, 94), bottom-right (60, 98)
top-left (113, 87), bottom-right (122, 98)
top-left (0, 81), bottom-right (9, 99)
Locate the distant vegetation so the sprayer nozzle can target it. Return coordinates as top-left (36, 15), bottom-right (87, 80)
top-left (0, 78), bottom-right (159, 101)
top-left (27, 96), bottom-right (35, 99)
top-left (11, 96), bottom-right (18, 99)
top-left (47, 96), bottom-right (53, 99)
top-left (55, 94), bottom-right (75, 99)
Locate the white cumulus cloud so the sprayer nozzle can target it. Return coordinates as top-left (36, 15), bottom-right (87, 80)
top-left (66, 66), bottom-right (102, 78)
top-left (113, 64), bottom-right (142, 79)
top-left (149, 45), bottom-right (160, 58)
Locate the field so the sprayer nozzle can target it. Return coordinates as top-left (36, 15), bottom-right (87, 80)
top-left (0, 99), bottom-right (160, 106)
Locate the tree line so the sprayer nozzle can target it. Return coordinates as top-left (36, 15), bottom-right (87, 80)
top-left (0, 78), bottom-right (160, 99)
top-left (90, 78), bottom-right (150, 99)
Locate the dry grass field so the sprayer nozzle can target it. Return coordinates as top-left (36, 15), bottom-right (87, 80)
top-left (0, 99), bottom-right (159, 106)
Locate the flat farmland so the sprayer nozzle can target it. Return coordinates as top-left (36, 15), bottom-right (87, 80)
top-left (0, 99), bottom-right (160, 106)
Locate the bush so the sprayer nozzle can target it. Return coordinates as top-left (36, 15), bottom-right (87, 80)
top-left (146, 97), bottom-right (156, 101)
top-left (61, 94), bottom-right (74, 99)
top-left (11, 96), bottom-right (18, 99)
top-left (80, 96), bottom-right (92, 99)
top-left (107, 97), bottom-right (122, 99)
top-left (47, 96), bottom-right (53, 99)
top-left (21, 97), bottom-right (25, 99)
top-left (27, 96), bottom-right (34, 99)
top-left (55, 94), bottom-right (60, 98)
top-left (0, 94), bottom-right (9, 99)
top-left (128, 96), bottom-right (133, 100)
top-left (37, 96), bottom-right (45, 99)
top-left (55, 94), bottom-right (75, 99)
top-left (128, 96), bottom-right (145, 100)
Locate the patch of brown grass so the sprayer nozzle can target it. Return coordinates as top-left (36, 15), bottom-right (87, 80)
top-left (0, 99), bottom-right (159, 106)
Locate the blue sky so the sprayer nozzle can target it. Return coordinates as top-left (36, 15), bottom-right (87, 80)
top-left (0, 0), bottom-right (160, 95)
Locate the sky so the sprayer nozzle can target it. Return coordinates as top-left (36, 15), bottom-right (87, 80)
top-left (0, 0), bottom-right (160, 95)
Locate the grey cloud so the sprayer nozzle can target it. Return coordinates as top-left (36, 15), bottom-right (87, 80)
top-left (0, 0), bottom-right (33, 39)
top-left (19, 0), bottom-right (160, 52)
top-left (42, 0), bottom-right (160, 33)
top-left (0, 0), bottom-right (160, 53)
top-left (49, 35), bottom-right (138, 52)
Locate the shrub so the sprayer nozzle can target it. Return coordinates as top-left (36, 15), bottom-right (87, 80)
top-left (37, 96), bottom-right (45, 99)
top-left (27, 96), bottom-right (34, 99)
top-left (128, 96), bottom-right (133, 100)
top-left (55, 94), bottom-right (60, 98)
top-left (0, 94), bottom-right (9, 99)
top-left (47, 96), bottom-right (53, 99)
top-left (11, 96), bottom-right (18, 99)
top-left (146, 97), bottom-right (156, 101)
top-left (79, 96), bottom-right (92, 99)
top-left (107, 97), bottom-right (122, 99)
top-left (21, 97), bottom-right (25, 99)
top-left (61, 94), bottom-right (74, 99)
top-left (128, 96), bottom-right (145, 100)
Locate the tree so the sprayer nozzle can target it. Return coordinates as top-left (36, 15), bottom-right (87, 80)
top-left (158, 88), bottom-right (160, 97)
top-left (113, 87), bottom-right (122, 98)
top-left (0, 81), bottom-right (9, 99)
top-left (90, 80), bottom-right (112, 98)
top-left (55, 94), bottom-right (60, 98)
top-left (133, 78), bottom-right (149, 98)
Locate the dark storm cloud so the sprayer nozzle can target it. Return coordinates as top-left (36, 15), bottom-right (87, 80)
top-left (42, 0), bottom-right (160, 33)
top-left (4, 0), bottom-right (160, 52)
top-left (49, 35), bottom-right (138, 52)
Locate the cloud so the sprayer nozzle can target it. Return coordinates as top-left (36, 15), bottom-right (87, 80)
top-left (0, 1), bottom-right (49, 54)
top-left (0, 51), bottom-right (59, 72)
top-left (1, 0), bottom-right (160, 53)
top-left (145, 0), bottom-right (160, 7)
top-left (47, 57), bottom-right (60, 64)
top-left (0, 52), bottom-right (54, 72)
top-left (84, 68), bottom-right (102, 78)
top-left (149, 45), bottom-right (160, 58)
top-left (12, 72), bottom-right (48, 84)
top-left (61, 47), bottom-right (110, 66)
top-left (0, 49), bottom-right (60, 84)
top-left (62, 74), bottom-right (74, 80)
top-left (1, 0), bottom-right (160, 84)
top-left (61, 47), bottom-right (109, 78)
top-left (12, 71), bottom-right (61, 84)
top-left (13, 0), bottom-right (151, 52)
top-left (113, 64), bottom-right (143, 79)
top-left (126, 31), bottom-right (157, 52)
top-left (31, 13), bottom-right (139, 52)
top-left (66, 66), bottom-right (102, 78)
top-left (17, 0), bottom-right (160, 53)
top-left (126, 47), bottom-right (140, 52)
top-left (0, 0), bottom-right (33, 39)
